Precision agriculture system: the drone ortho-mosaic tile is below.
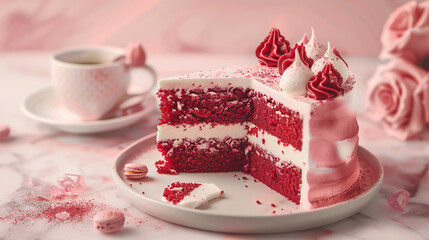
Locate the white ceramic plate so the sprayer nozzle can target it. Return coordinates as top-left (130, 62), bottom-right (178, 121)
top-left (113, 133), bottom-right (383, 233)
top-left (21, 87), bottom-right (156, 134)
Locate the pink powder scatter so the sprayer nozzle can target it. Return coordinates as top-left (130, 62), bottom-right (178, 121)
top-left (42, 201), bottom-right (94, 222)
top-left (0, 200), bottom-right (96, 225)
top-left (51, 174), bottom-right (86, 200)
top-left (388, 189), bottom-right (410, 212)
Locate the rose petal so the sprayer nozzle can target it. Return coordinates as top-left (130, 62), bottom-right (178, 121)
top-left (50, 174), bottom-right (86, 199)
top-left (65, 174), bottom-right (86, 193)
top-left (388, 189), bottom-right (410, 212)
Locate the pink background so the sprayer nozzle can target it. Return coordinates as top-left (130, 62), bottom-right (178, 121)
top-left (0, 0), bottom-right (418, 56)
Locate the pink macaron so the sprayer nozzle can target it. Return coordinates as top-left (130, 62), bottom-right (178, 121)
top-left (93, 210), bottom-right (125, 233)
top-left (0, 125), bottom-right (10, 142)
top-left (124, 163), bottom-right (148, 180)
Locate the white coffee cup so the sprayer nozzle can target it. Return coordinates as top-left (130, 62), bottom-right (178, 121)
top-left (51, 46), bottom-right (156, 121)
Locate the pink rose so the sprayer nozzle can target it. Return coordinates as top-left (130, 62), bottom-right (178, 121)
top-left (380, 1), bottom-right (429, 65)
top-left (366, 58), bottom-right (427, 140)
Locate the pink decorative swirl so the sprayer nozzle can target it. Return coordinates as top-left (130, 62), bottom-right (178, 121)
top-left (306, 63), bottom-right (345, 100)
top-left (255, 28), bottom-right (291, 67)
top-left (278, 43), bottom-right (314, 75)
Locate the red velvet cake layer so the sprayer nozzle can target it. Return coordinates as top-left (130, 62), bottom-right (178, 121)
top-left (251, 92), bottom-right (303, 151)
top-left (157, 87), bottom-right (253, 125)
top-left (249, 144), bottom-right (301, 204)
top-left (157, 137), bottom-right (249, 172)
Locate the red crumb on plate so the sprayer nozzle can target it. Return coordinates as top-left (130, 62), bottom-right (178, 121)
top-left (163, 182), bottom-right (201, 205)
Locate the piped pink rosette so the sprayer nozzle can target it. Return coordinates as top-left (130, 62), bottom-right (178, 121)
top-left (307, 64), bottom-right (345, 100)
top-left (255, 28), bottom-right (291, 67)
top-left (255, 28), bottom-right (350, 99)
top-left (367, 1), bottom-right (429, 140)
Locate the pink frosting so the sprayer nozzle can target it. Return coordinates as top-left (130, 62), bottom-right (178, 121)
top-left (366, 58), bottom-right (427, 140)
top-left (380, 1), bottom-right (429, 65)
top-left (125, 42), bottom-right (146, 67)
top-left (307, 99), bottom-right (360, 204)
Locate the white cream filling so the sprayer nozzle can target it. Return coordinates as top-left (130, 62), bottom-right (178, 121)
top-left (247, 123), bottom-right (305, 169)
top-left (157, 123), bottom-right (248, 142)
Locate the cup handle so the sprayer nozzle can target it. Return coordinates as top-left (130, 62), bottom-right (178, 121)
top-left (99, 64), bottom-right (157, 119)
top-left (125, 64), bottom-right (157, 99)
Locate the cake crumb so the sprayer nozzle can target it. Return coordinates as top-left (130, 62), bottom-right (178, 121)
top-left (242, 176), bottom-right (249, 180)
top-left (245, 185), bottom-right (248, 188)
top-left (271, 203), bottom-right (276, 207)
top-left (256, 200), bottom-right (262, 205)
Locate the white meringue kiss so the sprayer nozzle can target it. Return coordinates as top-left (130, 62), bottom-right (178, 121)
top-left (304, 28), bottom-right (327, 61)
top-left (280, 49), bottom-right (314, 96)
top-left (311, 42), bottom-right (349, 82)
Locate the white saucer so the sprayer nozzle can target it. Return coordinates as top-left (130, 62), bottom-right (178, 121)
top-left (113, 133), bottom-right (383, 233)
top-left (21, 87), bottom-right (156, 134)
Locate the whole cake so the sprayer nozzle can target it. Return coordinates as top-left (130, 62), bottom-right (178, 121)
top-left (156, 28), bottom-right (360, 210)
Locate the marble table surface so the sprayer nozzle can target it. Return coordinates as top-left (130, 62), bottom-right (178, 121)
top-left (1, 53), bottom-right (429, 240)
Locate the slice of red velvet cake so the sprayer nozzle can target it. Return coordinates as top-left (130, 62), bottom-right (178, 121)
top-left (156, 28), bottom-right (360, 210)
